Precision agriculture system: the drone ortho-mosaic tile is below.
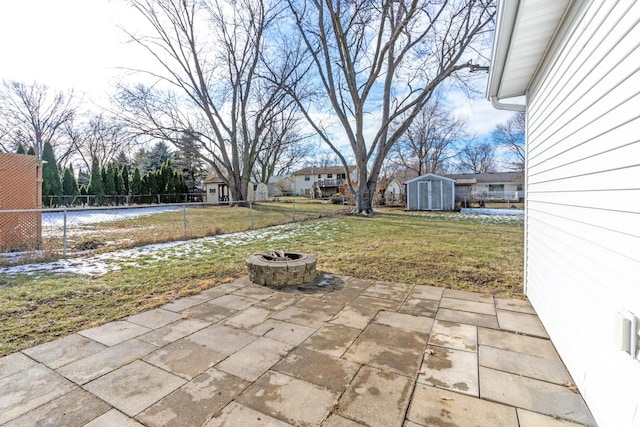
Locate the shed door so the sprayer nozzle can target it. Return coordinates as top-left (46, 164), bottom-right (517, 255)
top-left (418, 180), bottom-right (443, 210)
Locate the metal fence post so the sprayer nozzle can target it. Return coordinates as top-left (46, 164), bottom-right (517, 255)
top-left (249, 202), bottom-right (253, 230)
top-left (293, 201), bottom-right (296, 222)
top-left (183, 204), bottom-right (188, 238)
top-left (321, 200), bottom-right (324, 217)
top-left (63, 207), bottom-right (67, 258)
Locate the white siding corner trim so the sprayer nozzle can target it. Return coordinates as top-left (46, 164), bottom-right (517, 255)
top-left (525, 1), bottom-right (640, 426)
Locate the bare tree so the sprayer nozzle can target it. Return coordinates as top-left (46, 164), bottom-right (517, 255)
top-left (458, 140), bottom-right (496, 173)
top-left (252, 109), bottom-right (314, 184)
top-left (391, 93), bottom-right (468, 176)
top-left (492, 111), bottom-right (525, 171)
top-left (117, 0), bottom-right (303, 202)
top-left (284, 0), bottom-right (494, 214)
top-left (64, 113), bottom-right (135, 171)
top-left (0, 80), bottom-right (75, 160)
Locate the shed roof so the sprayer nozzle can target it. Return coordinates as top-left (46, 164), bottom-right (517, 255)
top-left (405, 173), bottom-right (455, 184)
top-left (291, 165), bottom-right (356, 175)
top-left (486, 0), bottom-right (572, 106)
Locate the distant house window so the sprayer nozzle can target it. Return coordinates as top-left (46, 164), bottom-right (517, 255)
top-left (517, 184), bottom-right (523, 191)
top-left (318, 174), bottom-right (321, 179)
top-left (304, 175), bottom-right (310, 181)
top-left (209, 188), bottom-right (216, 193)
top-left (337, 173), bottom-right (346, 179)
top-left (489, 184), bottom-right (504, 192)
top-left (327, 174), bottom-right (333, 178)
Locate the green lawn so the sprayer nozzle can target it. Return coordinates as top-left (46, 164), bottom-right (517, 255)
top-left (0, 210), bottom-right (523, 356)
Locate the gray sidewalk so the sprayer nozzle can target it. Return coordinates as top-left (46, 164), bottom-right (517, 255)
top-left (0, 275), bottom-right (596, 426)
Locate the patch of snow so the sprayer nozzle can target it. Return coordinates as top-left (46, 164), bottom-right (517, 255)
top-left (0, 220), bottom-right (348, 278)
top-left (42, 205), bottom-right (184, 228)
top-left (460, 208), bottom-right (524, 216)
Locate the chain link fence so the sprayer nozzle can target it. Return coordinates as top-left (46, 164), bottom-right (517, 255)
top-left (0, 198), bottom-right (350, 265)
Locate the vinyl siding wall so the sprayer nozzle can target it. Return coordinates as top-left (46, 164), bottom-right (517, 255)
top-left (525, 1), bottom-right (640, 426)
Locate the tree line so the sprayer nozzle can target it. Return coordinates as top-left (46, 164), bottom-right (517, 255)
top-left (17, 141), bottom-right (190, 207)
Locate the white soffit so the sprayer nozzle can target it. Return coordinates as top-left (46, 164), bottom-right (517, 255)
top-left (496, 0), bottom-right (571, 100)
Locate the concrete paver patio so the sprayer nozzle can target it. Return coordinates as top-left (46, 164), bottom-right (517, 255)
top-left (0, 275), bottom-right (597, 426)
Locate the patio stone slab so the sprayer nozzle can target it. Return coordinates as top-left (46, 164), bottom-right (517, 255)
top-left (417, 346), bottom-right (478, 396)
top-left (329, 305), bottom-right (378, 330)
top-left (436, 308), bottom-right (499, 329)
top-left (0, 352), bottom-right (37, 379)
top-left (293, 297), bottom-right (347, 317)
top-left (187, 324), bottom-right (257, 355)
top-left (271, 306), bottom-right (331, 328)
top-left (22, 333), bottom-right (106, 369)
top-left (322, 414), bottom-right (366, 426)
top-left (3, 388), bottom-right (110, 427)
top-left (273, 347), bottom-right (359, 392)
top-left (78, 320), bottom-right (151, 347)
top-left (57, 339), bottom-right (156, 385)
top-left (254, 293), bottom-right (300, 311)
top-left (0, 364), bottom-right (76, 424)
top-left (407, 384), bottom-right (518, 427)
top-left (349, 295), bottom-right (403, 311)
top-left (217, 337), bottom-right (292, 381)
top-left (344, 323), bottom-right (427, 376)
top-left (302, 323), bottom-right (362, 358)
top-left (138, 318), bottom-right (211, 347)
top-left (144, 338), bottom-right (226, 380)
top-left (137, 368), bottom-right (249, 427)
top-left (344, 277), bottom-right (374, 290)
top-left (183, 302), bottom-right (237, 323)
top-left (161, 294), bottom-right (214, 312)
top-left (497, 309), bottom-right (549, 338)
top-left (478, 327), bottom-right (560, 360)
top-left (361, 281), bottom-right (411, 301)
top-left (373, 310), bottom-right (434, 333)
top-left (338, 366), bottom-right (413, 427)
top-left (496, 297), bottom-right (536, 314)
top-left (408, 284), bottom-right (444, 301)
top-left (224, 306), bottom-right (272, 329)
top-left (439, 297), bottom-right (496, 315)
top-left (231, 285), bottom-right (276, 301)
top-left (84, 360), bottom-right (186, 417)
top-left (209, 294), bottom-right (259, 310)
top-left (205, 402), bottom-right (293, 426)
top-left (479, 367), bottom-right (596, 426)
top-left (250, 319), bottom-right (318, 346)
top-left (126, 308), bottom-right (183, 329)
top-left (428, 320), bottom-right (477, 352)
top-left (398, 297), bottom-right (439, 317)
top-left (85, 409), bottom-right (145, 427)
top-left (443, 289), bottom-right (494, 303)
top-left (237, 371), bottom-right (339, 426)
top-left (479, 345), bottom-right (572, 385)
top-left (517, 408), bottom-right (587, 426)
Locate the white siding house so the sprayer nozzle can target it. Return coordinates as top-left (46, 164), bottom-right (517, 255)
top-left (291, 166), bottom-right (357, 197)
top-left (488, 1), bottom-right (640, 426)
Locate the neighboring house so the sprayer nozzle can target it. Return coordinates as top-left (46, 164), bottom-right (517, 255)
top-left (268, 176), bottom-right (295, 197)
top-left (488, 1), bottom-right (639, 426)
top-left (204, 175), bottom-right (230, 204)
top-left (405, 173), bottom-right (455, 211)
top-left (384, 178), bottom-right (404, 204)
top-left (247, 182), bottom-right (268, 202)
top-left (291, 165), bottom-right (357, 197)
top-left (445, 172), bottom-right (524, 202)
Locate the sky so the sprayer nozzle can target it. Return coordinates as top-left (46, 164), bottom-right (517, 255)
top-left (0, 0), bottom-right (514, 137)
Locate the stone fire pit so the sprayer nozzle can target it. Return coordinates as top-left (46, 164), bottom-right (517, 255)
top-left (246, 250), bottom-right (317, 286)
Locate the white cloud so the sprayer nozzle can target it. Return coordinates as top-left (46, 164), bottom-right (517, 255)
top-left (446, 90), bottom-right (515, 137)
